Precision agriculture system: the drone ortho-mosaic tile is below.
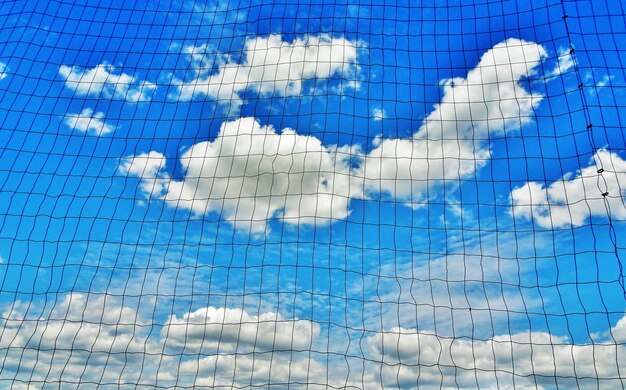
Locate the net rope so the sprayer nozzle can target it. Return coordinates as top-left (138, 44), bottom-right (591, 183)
top-left (1, 0), bottom-right (626, 388)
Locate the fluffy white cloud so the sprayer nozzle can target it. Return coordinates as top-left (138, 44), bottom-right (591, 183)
top-left (170, 34), bottom-right (360, 108)
top-left (510, 149), bottom-right (626, 228)
top-left (161, 306), bottom-right (319, 353)
top-left (161, 307), bottom-right (325, 388)
top-left (366, 326), bottom-right (626, 389)
top-left (0, 61), bottom-right (8, 80)
top-left (0, 294), bottom-right (151, 388)
top-left (359, 38), bottom-right (546, 200)
top-left (3, 293), bottom-right (625, 389)
top-left (0, 293), bottom-right (324, 389)
top-left (121, 117), bottom-right (362, 234)
top-left (178, 353), bottom-right (329, 388)
top-left (609, 315), bottom-right (626, 342)
top-left (64, 108), bottom-right (117, 135)
top-left (59, 63), bottom-right (156, 102)
top-left (124, 38), bottom-right (547, 233)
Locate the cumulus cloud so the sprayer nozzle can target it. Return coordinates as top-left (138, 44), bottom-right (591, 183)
top-left (0, 293), bottom-right (324, 389)
top-left (359, 38), bottom-right (546, 200)
top-left (596, 74), bottom-right (615, 88)
top-left (366, 327), bottom-right (626, 389)
top-left (161, 307), bottom-right (325, 388)
top-left (608, 315), bottom-right (626, 342)
top-left (177, 352), bottom-right (329, 388)
top-left (121, 117), bottom-right (362, 234)
top-left (3, 293), bottom-right (625, 389)
top-left (161, 306), bottom-right (319, 353)
top-left (59, 63), bottom-right (156, 102)
top-left (0, 61), bottom-right (8, 80)
top-left (510, 149), bottom-right (626, 228)
top-left (123, 38), bottom-right (547, 233)
top-left (64, 108), bottom-right (117, 135)
top-left (0, 293), bottom-right (150, 388)
top-left (170, 34), bottom-right (360, 108)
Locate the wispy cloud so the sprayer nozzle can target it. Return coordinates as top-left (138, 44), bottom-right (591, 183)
top-left (596, 74), bottom-right (615, 88)
top-left (0, 61), bottom-right (8, 80)
top-left (546, 46), bottom-right (576, 77)
top-left (372, 107), bottom-right (386, 120)
top-left (2, 291), bottom-right (625, 389)
top-left (59, 63), bottom-right (156, 102)
top-left (64, 108), bottom-right (117, 135)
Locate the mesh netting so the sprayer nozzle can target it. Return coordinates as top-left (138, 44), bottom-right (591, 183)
top-left (1, 0), bottom-right (626, 388)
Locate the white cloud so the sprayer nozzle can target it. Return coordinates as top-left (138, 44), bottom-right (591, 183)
top-left (124, 39), bottom-right (547, 233)
top-left (366, 326), bottom-right (626, 389)
top-left (170, 34), bottom-right (360, 109)
top-left (161, 307), bottom-right (325, 388)
top-left (64, 108), bottom-right (116, 135)
top-left (1, 293), bottom-right (145, 344)
top-left (161, 306), bottom-right (319, 353)
top-left (3, 293), bottom-right (625, 389)
top-left (372, 107), bottom-right (386, 120)
top-left (0, 293), bottom-right (151, 388)
top-left (547, 46), bottom-right (575, 78)
top-left (177, 353), bottom-right (330, 388)
top-left (359, 38), bottom-right (546, 200)
top-left (59, 63), bottom-right (156, 102)
top-left (0, 293), bottom-right (325, 389)
top-left (347, 225), bottom-right (576, 345)
top-left (596, 74), bottom-right (614, 88)
top-left (510, 149), bottom-right (626, 228)
top-left (369, 253), bottom-right (542, 338)
top-left (0, 61), bottom-right (8, 80)
top-left (118, 151), bottom-right (169, 197)
top-left (583, 72), bottom-right (616, 95)
top-left (121, 117), bottom-right (362, 235)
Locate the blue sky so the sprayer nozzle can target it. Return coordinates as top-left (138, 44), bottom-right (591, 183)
top-left (1, 0), bottom-right (626, 388)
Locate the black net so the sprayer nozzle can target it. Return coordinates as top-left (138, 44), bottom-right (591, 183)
top-left (1, 0), bottom-right (626, 388)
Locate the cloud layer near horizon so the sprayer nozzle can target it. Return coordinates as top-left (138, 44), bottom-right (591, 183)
top-left (2, 292), bottom-right (625, 389)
